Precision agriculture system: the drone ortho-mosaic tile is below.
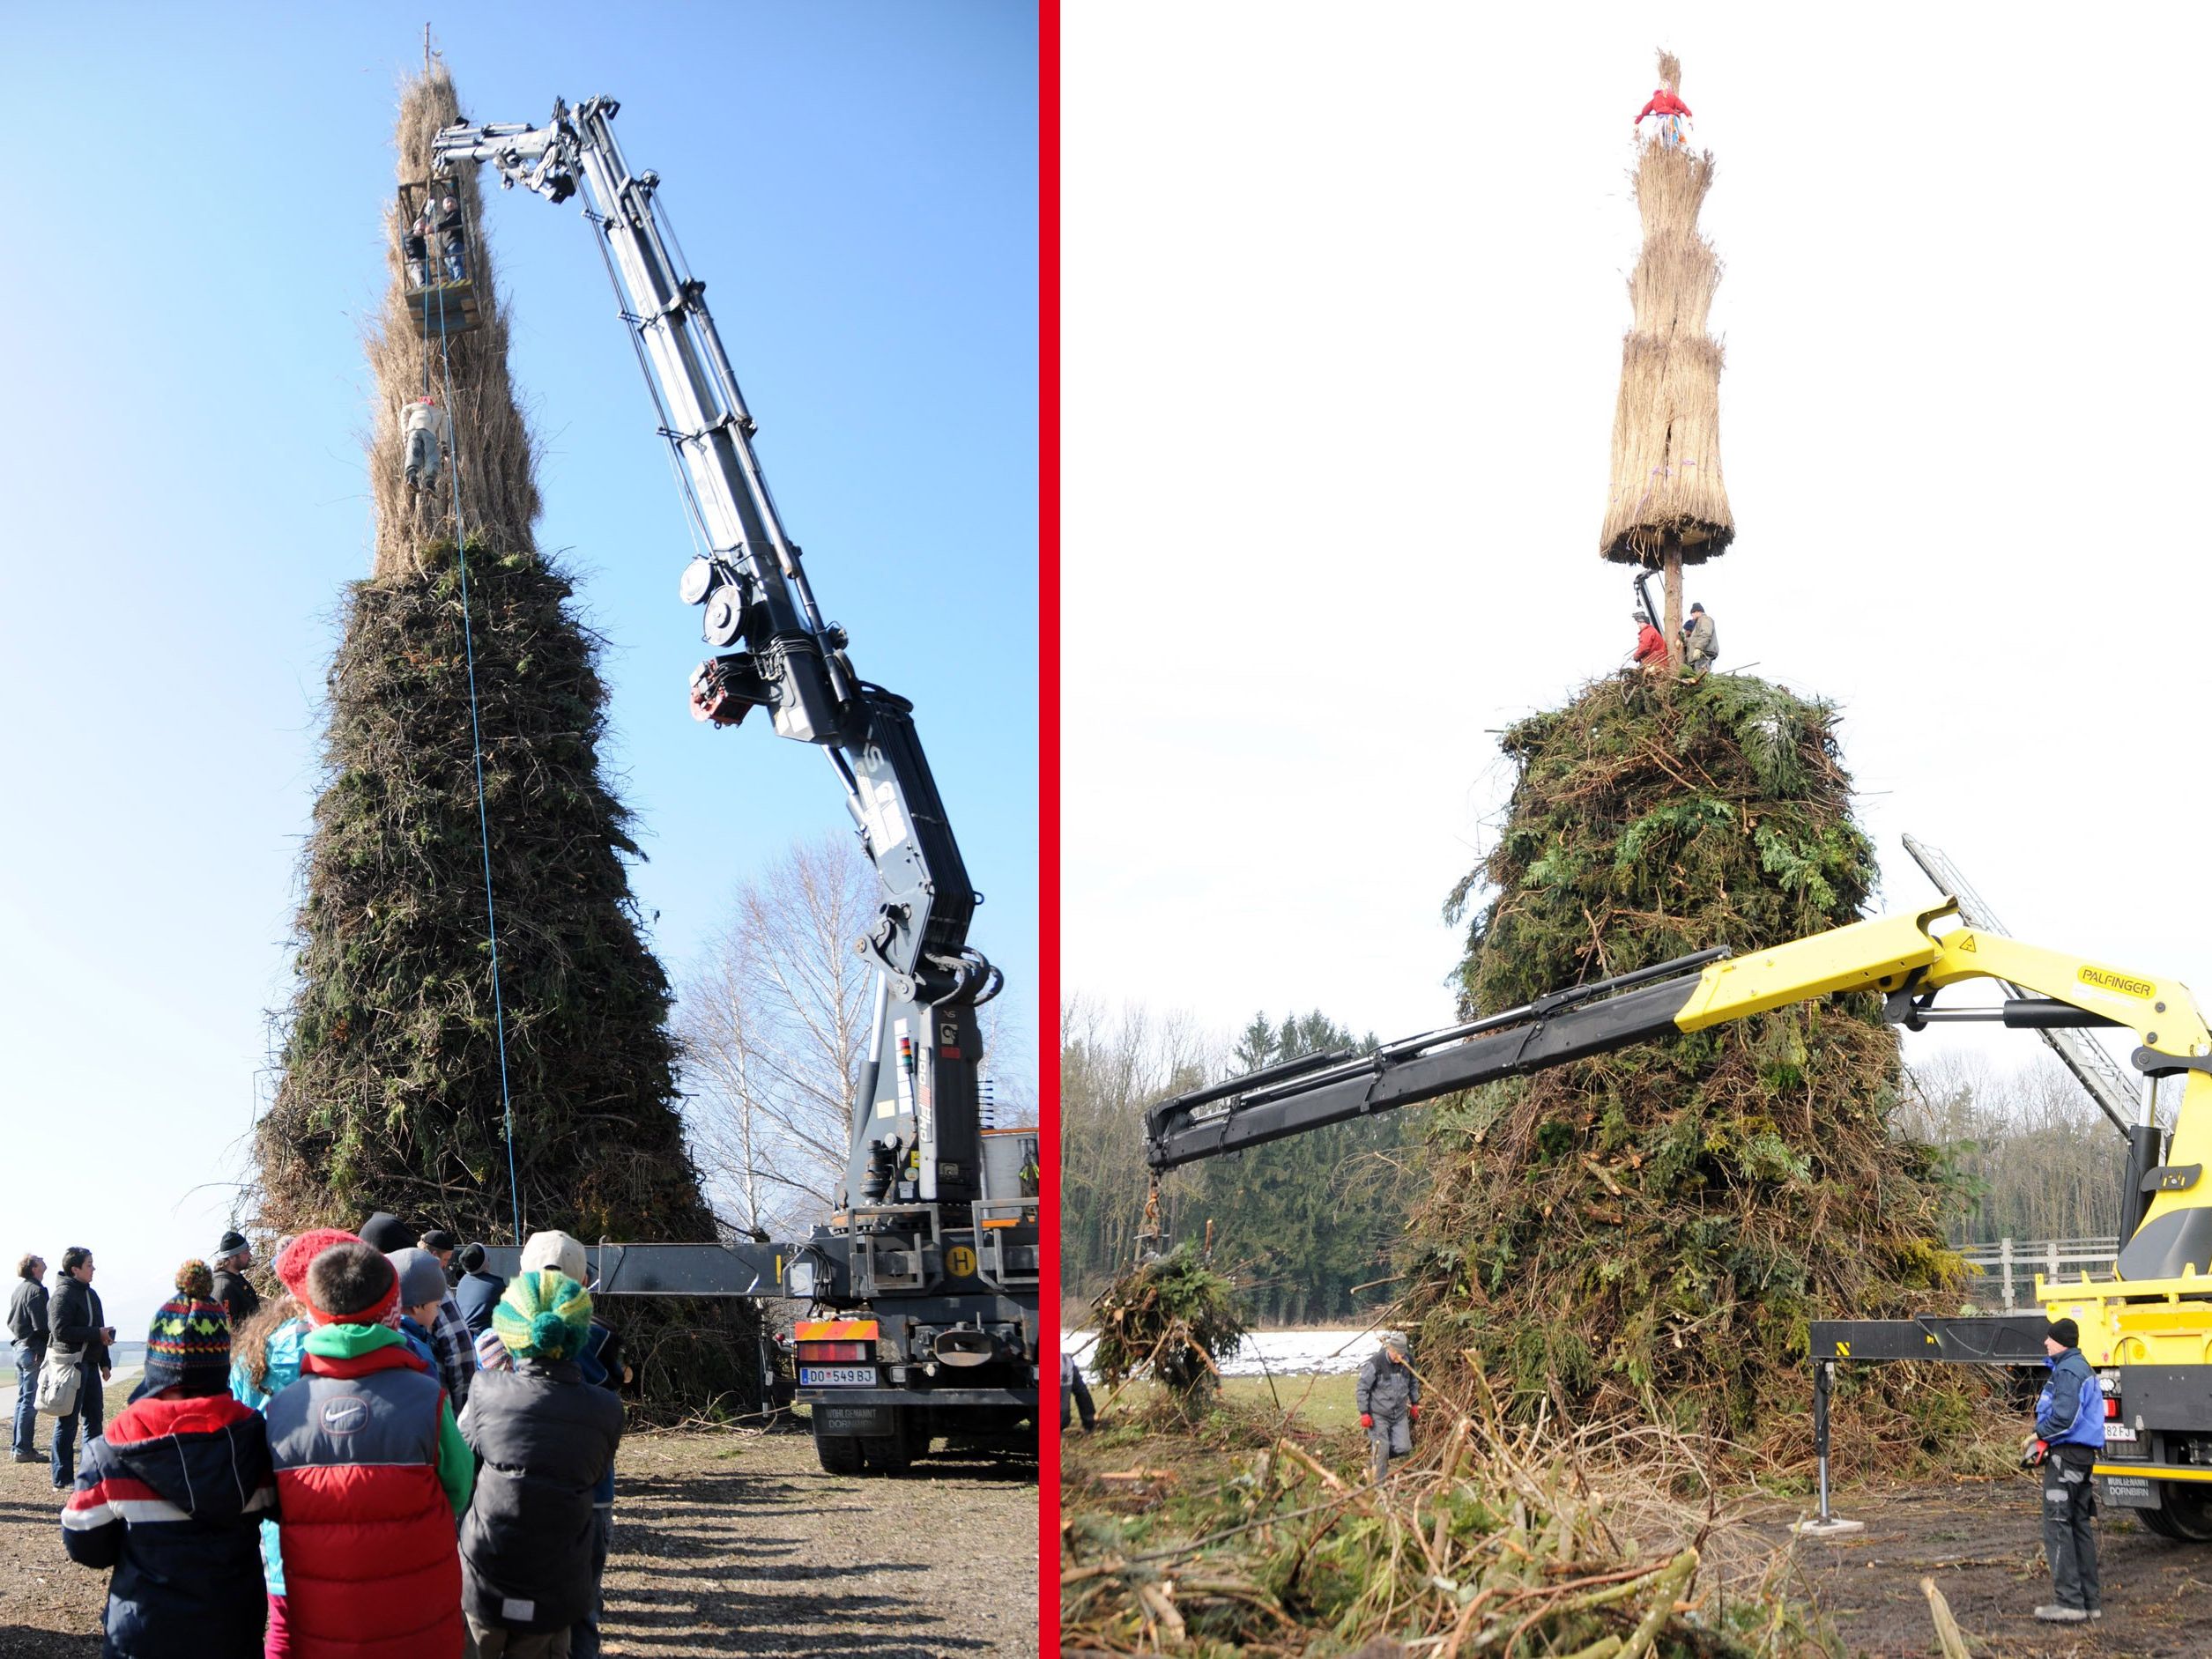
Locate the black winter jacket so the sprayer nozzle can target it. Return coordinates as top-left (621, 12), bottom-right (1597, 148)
top-left (7, 1278), bottom-right (47, 1346)
top-left (48, 1274), bottom-right (108, 1366)
top-left (456, 1357), bottom-right (623, 1633)
top-left (208, 1268), bottom-right (260, 1329)
top-left (61, 1390), bottom-right (275, 1658)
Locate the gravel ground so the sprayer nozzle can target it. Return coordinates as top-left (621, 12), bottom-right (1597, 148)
top-left (0, 1382), bottom-right (1038, 1659)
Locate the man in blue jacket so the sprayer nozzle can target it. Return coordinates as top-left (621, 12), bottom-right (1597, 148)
top-left (2029, 1317), bottom-right (2104, 1623)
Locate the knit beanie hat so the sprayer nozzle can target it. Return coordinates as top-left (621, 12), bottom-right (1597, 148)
top-left (519, 1230), bottom-right (588, 1285)
top-left (138, 1263), bottom-right (231, 1397)
top-left (386, 1247), bottom-right (449, 1311)
top-left (493, 1269), bottom-right (593, 1361)
top-left (274, 1229), bottom-right (360, 1299)
top-left (358, 1211), bottom-right (415, 1253)
top-left (303, 1241), bottom-right (399, 1327)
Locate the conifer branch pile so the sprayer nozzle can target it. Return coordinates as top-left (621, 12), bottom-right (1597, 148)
top-left (1400, 674), bottom-right (1971, 1451)
top-left (1091, 1244), bottom-right (1249, 1396)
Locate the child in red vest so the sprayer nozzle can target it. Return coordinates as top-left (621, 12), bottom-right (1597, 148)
top-left (265, 1241), bottom-right (473, 1659)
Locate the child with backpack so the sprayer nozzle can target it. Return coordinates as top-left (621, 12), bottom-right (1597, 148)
top-left (457, 1266), bottom-right (623, 1658)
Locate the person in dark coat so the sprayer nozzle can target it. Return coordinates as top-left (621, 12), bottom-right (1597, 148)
top-left (452, 1243), bottom-right (507, 1340)
top-left (403, 214), bottom-right (430, 288)
top-left (48, 1246), bottom-right (117, 1489)
top-left (457, 1269), bottom-right (623, 1657)
top-left (208, 1232), bottom-right (261, 1328)
top-left (1355, 1331), bottom-right (1421, 1485)
top-left (1059, 1352), bottom-right (1095, 1433)
top-left (570, 1315), bottom-right (628, 1659)
top-left (61, 1262), bottom-right (274, 1659)
top-left (434, 194), bottom-right (467, 282)
top-left (9, 1253), bottom-right (48, 1462)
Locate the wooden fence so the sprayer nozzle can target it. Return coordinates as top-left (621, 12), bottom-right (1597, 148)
top-left (1956, 1237), bottom-right (2120, 1311)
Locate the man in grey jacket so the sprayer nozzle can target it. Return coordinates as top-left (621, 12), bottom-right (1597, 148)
top-left (1681, 603), bottom-right (1718, 675)
top-left (1356, 1331), bottom-right (1421, 1484)
top-left (7, 1255), bottom-right (47, 1462)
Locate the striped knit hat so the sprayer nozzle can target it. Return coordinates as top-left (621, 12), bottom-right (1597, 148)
top-left (492, 1269), bottom-right (593, 1361)
top-left (141, 1262), bottom-right (232, 1396)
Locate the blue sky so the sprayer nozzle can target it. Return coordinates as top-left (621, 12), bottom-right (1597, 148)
top-left (0, 2), bottom-right (1037, 1333)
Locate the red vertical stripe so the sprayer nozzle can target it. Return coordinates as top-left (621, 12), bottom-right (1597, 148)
top-left (1036, 1), bottom-right (1062, 1652)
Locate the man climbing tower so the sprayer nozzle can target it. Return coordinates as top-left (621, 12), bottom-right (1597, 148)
top-left (1631, 611), bottom-right (1668, 675)
top-left (403, 395), bottom-right (454, 493)
top-left (1681, 601), bottom-right (1718, 675)
top-left (1636, 83), bottom-right (1694, 150)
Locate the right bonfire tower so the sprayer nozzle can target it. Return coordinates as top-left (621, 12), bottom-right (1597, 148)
top-left (1603, 51), bottom-right (1733, 664)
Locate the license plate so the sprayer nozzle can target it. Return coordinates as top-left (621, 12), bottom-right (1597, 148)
top-left (2103, 1424), bottom-right (2137, 1443)
top-left (800, 1366), bottom-right (877, 1387)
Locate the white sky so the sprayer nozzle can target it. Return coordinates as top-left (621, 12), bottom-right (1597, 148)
top-left (1062, 4), bottom-right (2212, 1102)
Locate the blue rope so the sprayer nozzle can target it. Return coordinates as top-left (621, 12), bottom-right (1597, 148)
top-left (421, 254), bottom-right (525, 1248)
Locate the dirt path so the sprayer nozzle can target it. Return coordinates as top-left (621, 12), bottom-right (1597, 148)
top-left (1748, 1478), bottom-right (2210, 1657)
top-left (0, 1385), bottom-right (1037, 1658)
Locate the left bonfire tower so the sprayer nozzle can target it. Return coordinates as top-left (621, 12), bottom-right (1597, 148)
top-left (252, 66), bottom-right (750, 1410)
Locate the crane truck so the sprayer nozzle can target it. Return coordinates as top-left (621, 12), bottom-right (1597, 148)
top-left (423, 97), bottom-right (1038, 1474)
top-left (1144, 901), bottom-right (2212, 1540)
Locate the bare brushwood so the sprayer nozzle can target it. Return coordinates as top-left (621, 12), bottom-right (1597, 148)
top-left (366, 68), bottom-right (541, 581)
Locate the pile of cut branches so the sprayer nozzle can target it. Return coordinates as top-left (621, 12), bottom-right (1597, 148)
top-left (1400, 673), bottom-right (1974, 1456)
top-left (1092, 1245), bottom-right (1249, 1396)
top-left (1062, 1378), bottom-right (1831, 1656)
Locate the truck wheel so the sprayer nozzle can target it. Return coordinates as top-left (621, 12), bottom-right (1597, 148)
top-left (814, 1432), bottom-right (865, 1475)
top-left (2137, 1480), bottom-right (2212, 1542)
top-left (860, 1432), bottom-right (913, 1474)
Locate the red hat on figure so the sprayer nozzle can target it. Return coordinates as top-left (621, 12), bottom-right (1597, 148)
top-left (274, 1229), bottom-right (361, 1300)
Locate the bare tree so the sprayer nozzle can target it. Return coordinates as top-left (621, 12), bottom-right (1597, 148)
top-left (1896, 1048), bottom-right (2152, 1242)
top-left (678, 833), bottom-right (877, 1236)
top-left (1058, 995), bottom-right (1217, 1300)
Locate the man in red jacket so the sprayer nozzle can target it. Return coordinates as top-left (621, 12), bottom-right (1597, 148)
top-left (265, 1239), bottom-right (474, 1659)
top-left (1631, 612), bottom-right (1669, 674)
top-left (1636, 86), bottom-right (1693, 150)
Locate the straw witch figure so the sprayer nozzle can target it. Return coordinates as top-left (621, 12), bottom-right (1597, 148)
top-left (1601, 51), bottom-right (1732, 665)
